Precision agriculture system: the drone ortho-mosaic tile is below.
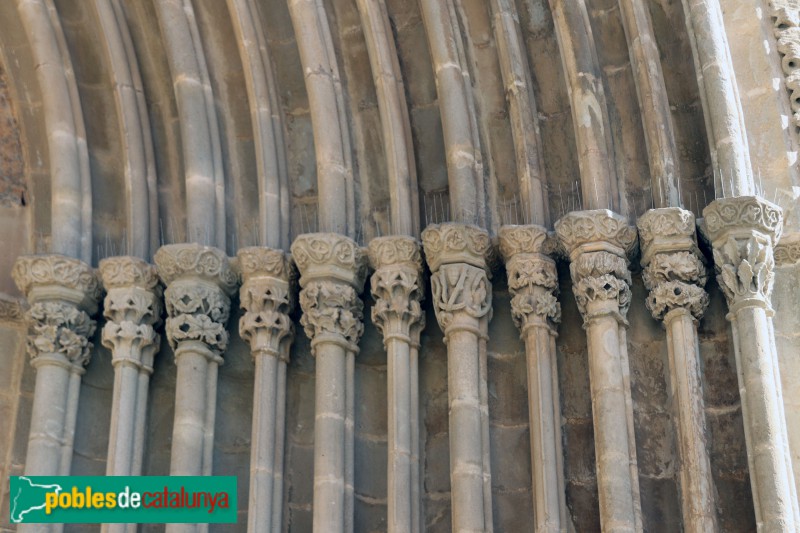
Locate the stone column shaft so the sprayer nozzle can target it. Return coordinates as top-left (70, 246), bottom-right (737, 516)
top-left (638, 207), bottom-right (716, 532)
top-left (12, 255), bottom-right (102, 533)
top-left (97, 257), bottom-right (162, 493)
top-left (702, 196), bottom-right (799, 531)
top-left (237, 247), bottom-right (294, 533)
top-left (155, 244), bottom-right (237, 533)
top-left (499, 225), bottom-right (566, 533)
top-left (368, 236), bottom-right (424, 533)
top-left (291, 233), bottom-right (367, 533)
top-left (555, 210), bottom-right (641, 533)
top-left (422, 223), bottom-right (494, 532)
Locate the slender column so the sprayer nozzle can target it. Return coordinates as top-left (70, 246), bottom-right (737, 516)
top-left (291, 233), bottom-right (367, 533)
top-left (154, 244), bottom-right (237, 533)
top-left (555, 210), bottom-right (641, 533)
top-left (681, 0), bottom-right (753, 195)
top-left (368, 237), bottom-right (424, 533)
top-left (237, 247), bottom-right (295, 533)
top-left (498, 225), bottom-right (566, 533)
top-left (12, 255), bottom-right (101, 533)
top-left (98, 257), bottom-right (162, 533)
top-left (637, 209), bottom-right (716, 532)
top-left (701, 196), bottom-right (799, 531)
top-left (421, 223), bottom-right (494, 532)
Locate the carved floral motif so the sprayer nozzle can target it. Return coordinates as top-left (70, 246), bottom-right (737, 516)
top-left (775, 237), bottom-right (800, 266)
top-left (368, 236), bottom-right (422, 271)
top-left (12, 254), bottom-right (102, 305)
top-left (554, 210), bottom-right (638, 259)
top-left (768, 0), bottom-right (800, 128)
top-left (713, 235), bottom-right (776, 305)
top-left (0, 293), bottom-right (26, 325)
top-left (163, 282), bottom-right (231, 354)
top-left (368, 237), bottom-right (424, 342)
top-left (25, 301), bottom-right (96, 366)
top-left (299, 281), bottom-right (364, 350)
top-left (569, 251), bottom-right (632, 318)
top-left (154, 244), bottom-right (238, 294)
top-left (701, 197), bottom-right (783, 244)
top-left (239, 277), bottom-right (293, 359)
top-left (421, 223), bottom-right (492, 272)
top-left (237, 246), bottom-right (293, 281)
top-left (291, 233), bottom-right (367, 290)
top-left (98, 257), bottom-right (160, 291)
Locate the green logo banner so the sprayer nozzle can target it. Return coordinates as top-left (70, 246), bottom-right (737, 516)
top-left (9, 476), bottom-right (237, 524)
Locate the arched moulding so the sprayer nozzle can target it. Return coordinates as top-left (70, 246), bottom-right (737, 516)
top-left (92, 0), bottom-right (158, 260)
top-left (356, 0), bottom-right (419, 237)
top-left (419, 0), bottom-right (487, 228)
top-left (16, 0), bottom-right (92, 263)
top-left (288, 0), bottom-right (356, 238)
top-left (153, 0), bottom-right (226, 249)
top-left (227, 0), bottom-right (290, 250)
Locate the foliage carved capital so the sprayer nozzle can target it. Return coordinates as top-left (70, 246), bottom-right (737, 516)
top-left (13, 254), bottom-right (102, 313)
top-left (554, 210), bottom-right (638, 261)
top-left (154, 244), bottom-right (238, 295)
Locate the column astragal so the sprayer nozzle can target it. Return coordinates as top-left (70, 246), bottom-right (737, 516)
top-left (12, 255), bottom-right (101, 533)
top-left (237, 247), bottom-right (295, 533)
top-left (99, 257), bottom-right (162, 533)
top-left (701, 196), bottom-right (799, 531)
top-left (421, 223), bottom-right (494, 533)
top-left (637, 208), bottom-right (716, 532)
top-left (498, 225), bottom-right (566, 533)
top-left (555, 210), bottom-right (642, 533)
top-left (291, 233), bottom-right (367, 533)
top-left (368, 236), bottom-right (424, 533)
top-left (154, 244), bottom-right (237, 487)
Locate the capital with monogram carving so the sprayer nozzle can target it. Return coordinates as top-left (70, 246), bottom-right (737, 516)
top-left (237, 246), bottom-right (295, 360)
top-left (154, 244), bottom-right (237, 357)
top-left (12, 254), bottom-right (102, 367)
top-left (422, 223), bottom-right (493, 336)
top-left (699, 196), bottom-right (783, 310)
top-left (499, 225), bottom-right (560, 333)
top-left (555, 210), bottom-right (637, 322)
top-left (637, 208), bottom-right (709, 321)
top-left (291, 233), bottom-right (367, 354)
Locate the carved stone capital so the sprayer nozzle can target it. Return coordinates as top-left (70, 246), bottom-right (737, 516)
top-left (768, 0), bottom-right (800, 128)
top-left (700, 197), bottom-right (783, 310)
top-left (555, 211), bottom-right (636, 322)
top-left (237, 247), bottom-right (294, 360)
top-left (24, 301), bottom-right (96, 368)
top-left (99, 257), bottom-right (162, 365)
top-left (638, 209), bottom-right (709, 321)
top-left (290, 233), bottom-right (368, 292)
top-left (430, 263), bottom-right (492, 336)
top-left (499, 225), bottom-right (560, 332)
top-left (0, 293), bottom-right (27, 327)
top-left (775, 233), bottom-right (800, 266)
top-left (153, 243), bottom-right (238, 295)
top-left (421, 223), bottom-right (493, 273)
top-left (12, 254), bottom-right (102, 314)
top-left (368, 237), bottom-right (424, 343)
top-left (299, 281), bottom-right (364, 353)
top-left (554, 209), bottom-right (638, 262)
top-left (154, 244), bottom-right (236, 357)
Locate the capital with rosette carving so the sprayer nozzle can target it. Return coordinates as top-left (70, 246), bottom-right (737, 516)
top-left (368, 236), bottom-right (424, 345)
top-left (154, 244), bottom-right (237, 357)
top-left (12, 254), bottom-right (102, 368)
top-left (699, 196), bottom-right (783, 312)
top-left (637, 208), bottom-right (709, 321)
top-left (498, 225), bottom-right (561, 333)
top-left (554, 210), bottom-right (637, 323)
top-left (98, 256), bottom-right (162, 369)
top-left (291, 233), bottom-right (367, 354)
top-left (421, 223), bottom-right (493, 337)
top-left (237, 246), bottom-right (295, 360)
